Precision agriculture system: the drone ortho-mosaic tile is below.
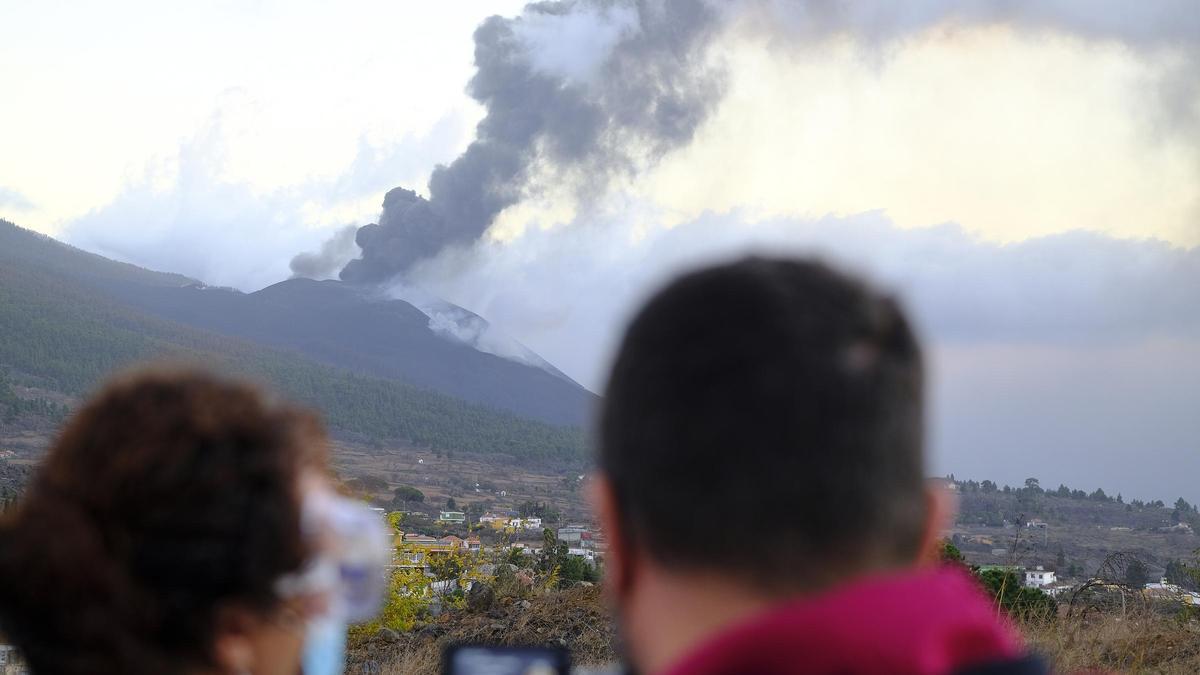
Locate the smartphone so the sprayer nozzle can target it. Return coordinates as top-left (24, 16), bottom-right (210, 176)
top-left (443, 644), bottom-right (571, 675)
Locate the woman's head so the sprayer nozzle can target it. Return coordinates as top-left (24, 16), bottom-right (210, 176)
top-left (0, 368), bottom-right (329, 674)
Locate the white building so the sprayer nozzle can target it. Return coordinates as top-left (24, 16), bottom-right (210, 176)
top-left (1024, 566), bottom-right (1057, 588)
top-left (567, 547), bottom-right (595, 562)
top-left (505, 517), bottom-right (543, 530)
top-left (557, 525), bottom-right (588, 544)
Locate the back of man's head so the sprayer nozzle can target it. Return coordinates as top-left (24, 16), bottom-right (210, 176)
top-left (600, 257), bottom-right (926, 590)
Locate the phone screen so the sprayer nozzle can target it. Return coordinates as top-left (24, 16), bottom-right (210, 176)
top-left (443, 645), bottom-right (571, 675)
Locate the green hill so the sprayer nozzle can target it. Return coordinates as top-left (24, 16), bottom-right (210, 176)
top-left (0, 219), bottom-right (588, 464)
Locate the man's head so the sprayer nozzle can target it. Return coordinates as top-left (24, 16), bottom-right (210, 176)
top-left (594, 257), bottom-right (943, 670)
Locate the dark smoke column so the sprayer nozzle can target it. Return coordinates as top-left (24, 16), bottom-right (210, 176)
top-left (336, 0), bottom-right (728, 284)
top-left (315, 0), bottom-right (1198, 285)
top-left (340, 188), bottom-right (446, 284)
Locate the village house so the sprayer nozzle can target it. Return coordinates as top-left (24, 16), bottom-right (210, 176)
top-left (1143, 578), bottom-right (1200, 607)
top-left (437, 510), bottom-right (466, 525)
top-left (508, 516), bottom-right (544, 531)
top-left (1023, 566), bottom-right (1057, 589)
top-left (403, 533), bottom-right (457, 556)
top-left (440, 535), bottom-right (466, 551)
top-left (557, 525), bottom-right (589, 545)
top-left (479, 512), bottom-right (511, 529)
top-left (390, 533), bottom-right (461, 570)
top-left (567, 547), bottom-right (594, 562)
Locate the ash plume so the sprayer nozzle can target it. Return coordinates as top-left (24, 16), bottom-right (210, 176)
top-left (324, 0), bottom-right (1198, 285)
top-left (337, 0), bottom-right (728, 284)
top-left (289, 225), bottom-right (359, 280)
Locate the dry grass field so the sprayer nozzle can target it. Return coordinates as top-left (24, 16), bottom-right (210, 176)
top-left (329, 438), bottom-right (592, 523)
top-left (1026, 611), bottom-right (1200, 674)
top-left (346, 583), bottom-right (1200, 675)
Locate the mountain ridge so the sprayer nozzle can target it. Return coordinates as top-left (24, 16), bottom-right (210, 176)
top-left (0, 219), bottom-right (595, 427)
top-left (0, 219), bottom-right (590, 463)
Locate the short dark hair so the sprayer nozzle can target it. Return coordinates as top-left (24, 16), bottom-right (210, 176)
top-left (0, 369), bottom-right (326, 674)
top-left (600, 257), bottom-right (926, 586)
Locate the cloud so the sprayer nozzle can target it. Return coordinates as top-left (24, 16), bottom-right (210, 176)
top-left (64, 110), bottom-right (470, 290)
top-left (0, 186), bottom-right (33, 212)
top-left (410, 207), bottom-right (1199, 386)
top-left (407, 206), bottom-right (1200, 503)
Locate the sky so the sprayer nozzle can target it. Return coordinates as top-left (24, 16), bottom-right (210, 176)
top-left (1, 1), bottom-right (1197, 503)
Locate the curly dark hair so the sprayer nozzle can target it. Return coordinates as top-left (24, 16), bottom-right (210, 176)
top-left (0, 368), bottom-right (327, 673)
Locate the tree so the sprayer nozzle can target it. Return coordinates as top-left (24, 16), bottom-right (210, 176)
top-left (386, 511), bottom-right (404, 532)
top-left (465, 500), bottom-right (489, 517)
top-left (429, 552), bottom-right (465, 583)
top-left (1176, 498), bottom-right (1194, 513)
top-left (1024, 477), bottom-right (1042, 494)
top-left (939, 540), bottom-right (966, 567)
top-left (1056, 549), bottom-right (1067, 571)
top-left (1089, 488), bottom-right (1109, 502)
top-left (981, 480), bottom-right (997, 493)
top-left (1164, 559), bottom-right (1198, 591)
top-left (446, 496), bottom-right (457, 510)
top-left (359, 567), bottom-right (434, 634)
top-left (1055, 484), bottom-right (1071, 498)
top-left (557, 555), bottom-right (599, 587)
top-left (392, 485), bottom-right (425, 504)
top-left (517, 500), bottom-right (560, 523)
top-left (977, 569), bottom-right (1056, 621)
top-left (536, 527), bottom-right (563, 576)
top-left (1124, 559), bottom-right (1149, 588)
top-left (504, 547), bottom-right (532, 569)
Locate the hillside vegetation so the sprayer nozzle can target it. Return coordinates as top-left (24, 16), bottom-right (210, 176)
top-left (0, 220), bottom-right (587, 463)
top-left (950, 476), bottom-right (1199, 583)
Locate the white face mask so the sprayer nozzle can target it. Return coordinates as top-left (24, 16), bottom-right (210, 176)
top-left (301, 613), bottom-right (348, 675)
top-left (276, 487), bottom-right (391, 675)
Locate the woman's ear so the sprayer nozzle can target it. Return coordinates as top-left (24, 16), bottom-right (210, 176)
top-left (211, 606), bottom-right (257, 673)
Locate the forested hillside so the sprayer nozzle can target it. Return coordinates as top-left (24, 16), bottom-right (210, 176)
top-left (953, 476), bottom-right (1200, 532)
top-left (0, 220), bottom-right (596, 427)
top-left (0, 220), bottom-right (588, 463)
top-left (0, 372), bottom-right (67, 425)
